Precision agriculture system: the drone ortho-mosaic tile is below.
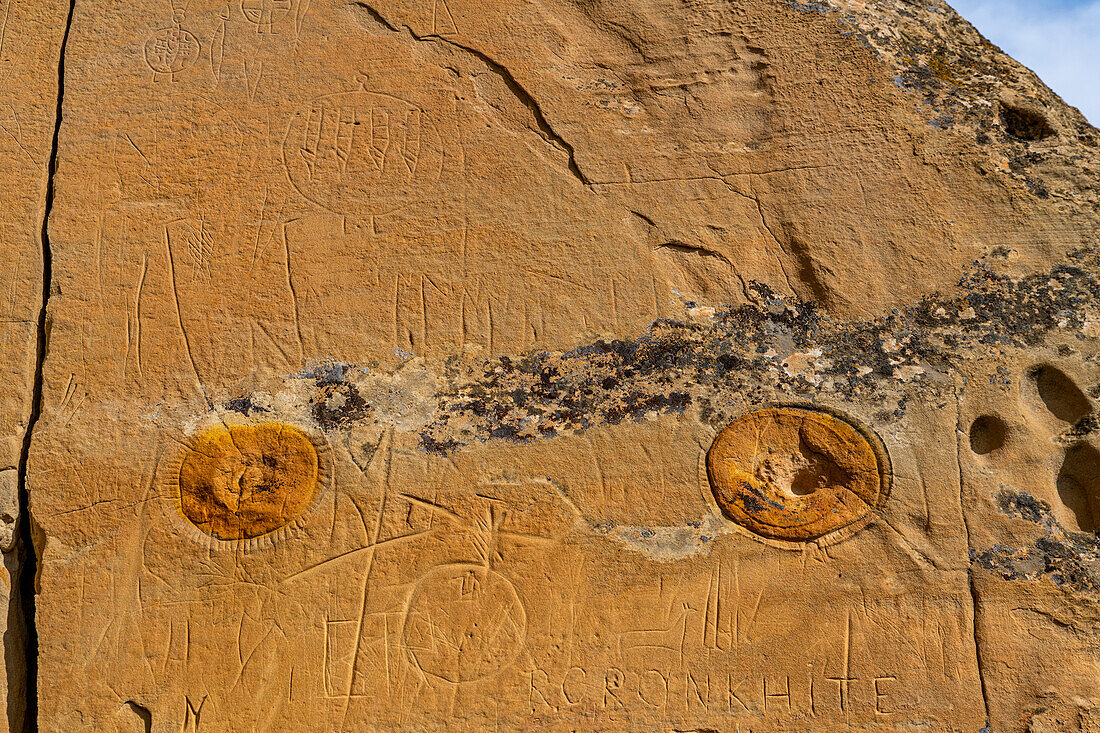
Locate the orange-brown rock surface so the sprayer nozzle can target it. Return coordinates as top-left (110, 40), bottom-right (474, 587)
top-left (1, 0), bottom-right (1098, 730)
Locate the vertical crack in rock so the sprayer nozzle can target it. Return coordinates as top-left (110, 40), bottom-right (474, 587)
top-left (953, 386), bottom-right (992, 733)
top-left (350, 1), bottom-right (593, 185)
top-left (14, 0), bottom-right (76, 729)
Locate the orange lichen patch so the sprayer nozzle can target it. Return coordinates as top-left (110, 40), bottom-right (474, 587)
top-left (707, 408), bottom-right (889, 541)
top-left (177, 423), bottom-right (321, 540)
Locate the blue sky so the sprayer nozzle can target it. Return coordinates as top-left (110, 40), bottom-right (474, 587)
top-left (950, 0), bottom-right (1099, 123)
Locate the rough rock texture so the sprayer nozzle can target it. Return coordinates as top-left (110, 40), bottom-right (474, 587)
top-left (0, 0), bottom-right (72, 729)
top-left (1, 0), bottom-right (1097, 729)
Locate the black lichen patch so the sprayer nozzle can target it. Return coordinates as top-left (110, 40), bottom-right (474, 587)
top-left (310, 380), bottom-right (373, 431)
top-left (972, 544), bottom-right (1041, 583)
top-left (419, 249), bottom-right (1100, 454)
top-left (1059, 414), bottom-right (1100, 445)
top-left (996, 489), bottom-right (1052, 525)
top-left (974, 489), bottom-right (1100, 595)
top-left (1034, 535), bottom-right (1100, 593)
top-left (225, 395), bottom-right (267, 415)
top-left (787, 0), bottom-right (833, 13)
top-left (909, 260), bottom-right (1095, 347)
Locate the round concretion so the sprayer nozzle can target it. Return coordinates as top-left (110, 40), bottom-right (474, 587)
top-left (707, 407), bottom-right (889, 541)
top-left (177, 423), bottom-right (321, 540)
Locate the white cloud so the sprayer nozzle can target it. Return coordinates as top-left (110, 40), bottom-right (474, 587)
top-left (950, 0), bottom-right (1100, 123)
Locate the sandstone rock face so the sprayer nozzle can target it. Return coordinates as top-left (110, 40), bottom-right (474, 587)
top-left (2, 0), bottom-right (1098, 730)
top-left (0, 1), bottom-right (72, 729)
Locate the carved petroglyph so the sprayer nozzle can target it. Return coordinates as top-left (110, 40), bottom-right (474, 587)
top-left (172, 422), bottom-right (325, 539)
top-left (432, 0), bottom-right (458, 35)
top-left (28, 0), bottom-right (1100, 727)
top-left (283, 83), bottom-right (445, 217)
top-left (210, 6), bottom-right (229, 82)
top-left (403, 563), bottom-right (526, 683)
top-left (145, 24), bottom-right (200, 76)
top-left (113, 95), bottom-right (245, 210)
top-left (144, 3), bottom-right (200, 79)
top-left (183, 695), bottom-right (207, 731)
top-left (240, 0), bottom-right (292, 33)
top-left (308, 469), bottom-right (555, 701)
top-left (707, 408), bottom-right (890, 541)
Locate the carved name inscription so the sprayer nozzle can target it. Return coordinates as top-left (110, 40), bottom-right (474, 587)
top-left (707, 408), bottom-right (890, 541)
top-left (530, 666), bottom-right (898, 717)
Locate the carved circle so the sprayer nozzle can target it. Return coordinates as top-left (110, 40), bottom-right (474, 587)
top-left (144, 26), bottom-right (200, 75)
top-left (282, 91), bottom-right (445, 217)
top-left (176, 423), bottom-right (323, 540)
top-left (707, 407), bottom-right (890, 542)
top-left (403, 564), bottom-right (526, 683)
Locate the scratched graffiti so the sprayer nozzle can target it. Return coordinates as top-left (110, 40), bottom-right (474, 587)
top-left (403, 563), bottom-right (526, 683)
top-left (282, 87), bottom-right (446, 217)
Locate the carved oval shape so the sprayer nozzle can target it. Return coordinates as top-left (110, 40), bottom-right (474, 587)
top-left (282, 91), bottom-right (445, 216)
top-left (143, 26), bottom-right (200, 74)
top-left (241, 0), bottom-right (293, 28)
top-left (177, 423), bottom-right (323, 540)
top-left (707, 407), bottom-right (890, 541)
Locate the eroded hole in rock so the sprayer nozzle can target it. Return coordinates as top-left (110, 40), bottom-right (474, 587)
top-left (969, 414), bottom-right (1007, 455)
top-left (1030, 365), bottom-right (1092, 424)
top-left (1000, 103), bottom-right (1055, 141)
top-left (755, 434), bottom-right (852, 497)
top-left (1056, 444), bottom-right (1100, 533)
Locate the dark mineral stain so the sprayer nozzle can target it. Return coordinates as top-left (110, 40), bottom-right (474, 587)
top-left (739, 491), bottom-right (766, 514)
